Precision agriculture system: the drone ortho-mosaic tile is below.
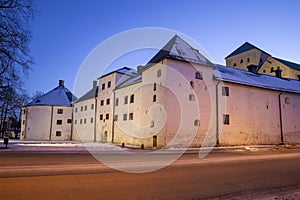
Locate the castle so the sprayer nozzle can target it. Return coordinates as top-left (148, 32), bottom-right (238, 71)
top-left (21, 35), bottom-right (300, 147)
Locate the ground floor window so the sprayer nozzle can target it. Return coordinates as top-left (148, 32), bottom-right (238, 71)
top-left (56, 131), bottom-right (62, 136)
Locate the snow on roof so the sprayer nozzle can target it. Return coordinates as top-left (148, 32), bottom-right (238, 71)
top-left (147, 35), bottom-right (213, 66)
top-left (26, 81), bottom-right (77, 107)
top-left (215, 65), bottom-right (300, 94)
top-left (116, 67), bottom-right (137, 76)
top-left (100, 67), bottom-right (137, 78)
top-left (115, 74), bottom-right (142, 89)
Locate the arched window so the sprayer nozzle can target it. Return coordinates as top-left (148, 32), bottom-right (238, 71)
top-left (130, 94), bottom-right (134, 103)
top-left (190, 81), bottom-right (194, 89)
top-left (233, 63), bottom-right (237, 67)
top-left (194, 119), bottom-right (200, 126)
top-left (195, 72), bottom-right (202, 79)
top-left (189, 94), bottom-right (195, 101)
top-left (240, 59), bottom-right (243, 63)
top-left (157, 69), bottom-right (161, 77)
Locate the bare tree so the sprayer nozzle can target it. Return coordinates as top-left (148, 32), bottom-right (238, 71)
top-left (0, 0), bottom-right (34, 85)
top-left (0, 0), bottom-right (34, 137)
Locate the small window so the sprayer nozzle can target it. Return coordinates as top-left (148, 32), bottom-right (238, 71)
top-left (106, 114), bottom-right (109, 120)
top-left (130, 94), bottom-right (134, 103)
top-left (102, 83), bottom-right (105, 90)
top-left (106, 99), bottom-right (110, 105)
top-left (81, 106), bottom-right (83, 111)
top-left (263, 70), bottom-right (266, 73)
top-left (240, 59), bottom-right (243, 64)
top-left (91, 104), bottom-right (94, 110)
top-left (100, 114), bottom-right (103, 120)
top-left (84, 105), bottom-right (87, 111)
top-left (233, 63), bottom-right (237, 67)
top-left (57, 120), bottom-right (62, 125)
top-left (114, 115), bottom-right (118, 121)
top-left (67, 119), bottom-right (72, 124)
top-left (108, 81), bottom-right (111, 88)
top-left (84, 118), bottom-right (86, 124)
top-left (153, 83), bottom-right (156, 91)
top-left (222, 86), bottom-right (229, 96)
top-left (22, 120), bottom-right (25, 125)
top-left (115, 98), bottom-right (119, 106)
top-left (157, 69), bottom-right (161, 77)
top-left (75, 119), bottom-right (77, 124)
top-left (297, 75), bottom-right (300, 81)
top-left (194, 119), bottom-right (200, 126)
top-left (190, 81), bottom-right (194, 89)
top-left (80, 119), bottom-right (83, 124)
top-left (56, 131), bottom-right (62, 137)
top-left (90, 117), bottom-right (93, 123)
top-left (247, 58), bottom-right (250, 63)
top-left (123, 114), bottom-right (127, 121)
top-left (153, 95), bottom-right (156, 102)
top-left (100, 100), bottom-right (104, 106)
top-left (75, 108), bottom-right (78, 113)
top-left (129, 113), bottom-right (133, 120)
top-left (124, 96), bottom-right (128, 104)
top-left (189, 94), bottom-right (195, 101)
top-left (285, 97), bottom-right (290, 104)
top-left (223, 114), bottom-right (230, 125)
top-left (195, 72), bottom-right (202, 79)
top-left (23, 109), bottom-right (26, 114)
top-left (270, 67), bottom-right (274, 73)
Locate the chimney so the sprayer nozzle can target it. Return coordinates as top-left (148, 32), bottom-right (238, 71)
top-left (93, 80), bottom-right (97, 88)
top-left (247, 65), bottom-right (258, 73)
top-left (59, 80), bottom-right (64, 87)
top-left (274, 67), bottom-right (282, 78)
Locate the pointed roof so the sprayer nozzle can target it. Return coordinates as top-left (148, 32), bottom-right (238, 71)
top-left (26, 80), bottom-right (77, 107)
top-left (75, 81), bottom-right (98, 102)
top-left (147, 35), bottom-right (213, 66)
top-left (225, 42), bottom-right (270, 59)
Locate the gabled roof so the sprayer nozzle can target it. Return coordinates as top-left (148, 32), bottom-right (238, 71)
top-left (99, 67), bottom-right (137, 79)
top-left (273, 57), bottom-right (300, 71)
top-left (75, 86), bottom-right (98, 103)
top-left (214, 65), bottom-right (300, 94)
top-left (147, 35), bottom-right (213, 66)
top-left (225, 42), bottom-right (270, 59)
top-left (26, 81), bottom-right (77, 107)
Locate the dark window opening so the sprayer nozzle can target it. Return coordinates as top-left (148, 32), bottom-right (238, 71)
top-left (67, 119), bottom-right (72, 124)
top-left (153, 95), bottom-right (156, 102)
top-left (195, 72), bottom-right (202, 79)
top-left (57, 120), bottom-right (62, 125)
top-left (223, 114), bottom-right (230, 125)
top-left (57, 109), bottom-right (63, 114)
top-left (108, 81), bottom-right (111, 88)
top-left (56, 131), bottom-right (62, 137)
top-left (222, 86), bottom-right (229, 96)
top-left (130, 94), bottom-right (134, 103)
top-left (129, 113), bottom-right (133, 120)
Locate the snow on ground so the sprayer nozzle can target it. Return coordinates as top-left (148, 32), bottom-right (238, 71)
top-left (0, 140), bottom-right (123, 152)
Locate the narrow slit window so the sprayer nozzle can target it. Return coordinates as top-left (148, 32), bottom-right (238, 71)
top-left (222, 86), bottom-right (229, 96)
top-left (223, 114), bottom-right (230, 125)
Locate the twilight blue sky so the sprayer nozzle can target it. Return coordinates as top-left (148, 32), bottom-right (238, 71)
top-left (28, 0), bottom-right (300, 97)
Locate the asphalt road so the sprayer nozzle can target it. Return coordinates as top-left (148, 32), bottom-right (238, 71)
top-left (0, 148), bottom-right (300, 199)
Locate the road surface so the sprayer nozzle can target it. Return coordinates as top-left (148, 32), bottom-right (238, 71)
top-left (0, 147), bottom-right (300, 199)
